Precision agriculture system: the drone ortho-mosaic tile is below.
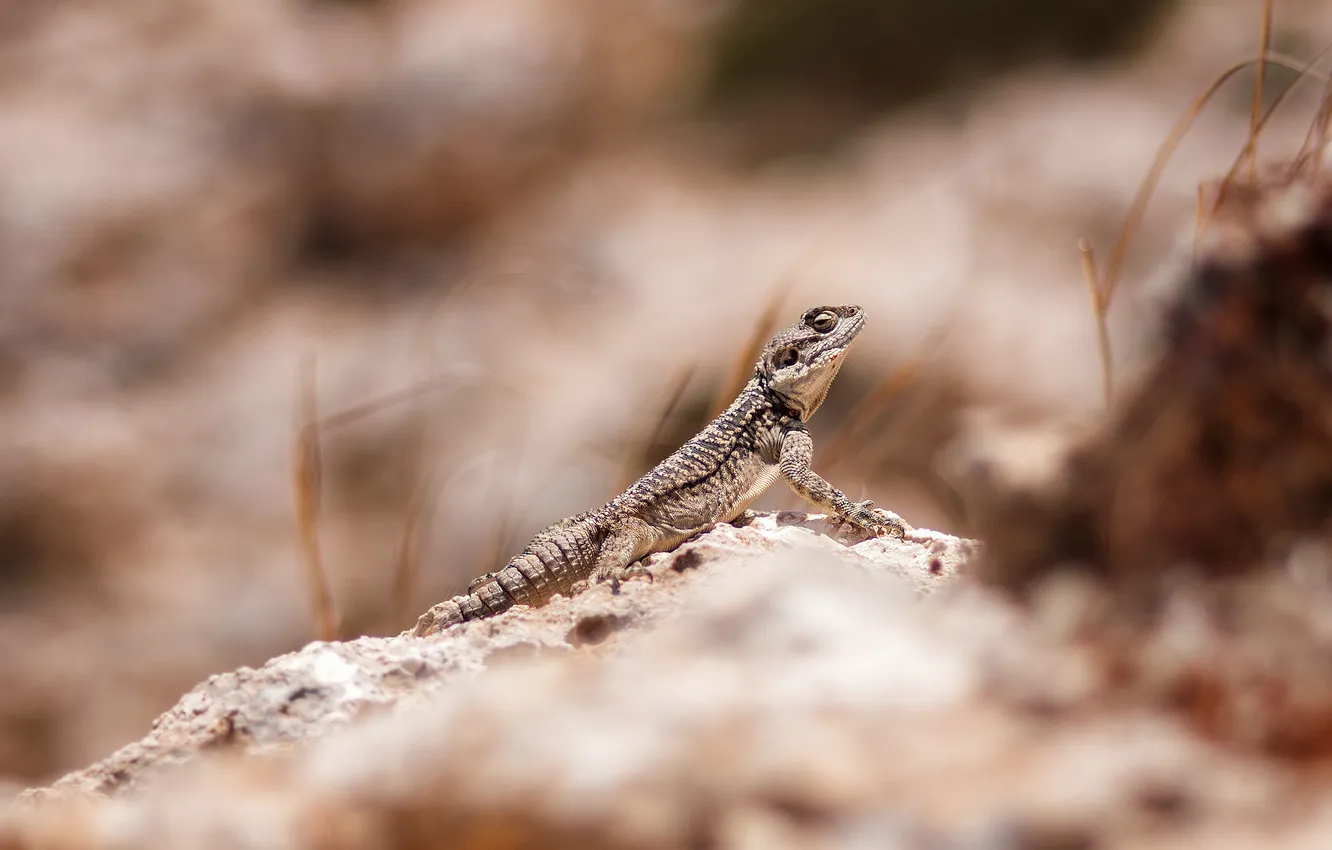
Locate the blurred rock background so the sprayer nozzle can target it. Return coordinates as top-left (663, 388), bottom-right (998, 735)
top-left (0, 0), bottom-right (1328, 785)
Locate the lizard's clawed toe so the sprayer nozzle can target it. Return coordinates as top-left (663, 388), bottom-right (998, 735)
top-left (840, 500), bottom-right (909, 539)
top-left (597, 563), bottom-right (654, 594)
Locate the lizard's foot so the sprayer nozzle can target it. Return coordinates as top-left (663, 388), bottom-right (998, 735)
top-left (595, 562), bottom-right (655, 594)
top-left (838, 500), bottom-right (908, 539)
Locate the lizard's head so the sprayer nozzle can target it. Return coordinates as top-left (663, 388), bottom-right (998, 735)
top-left (758, 305), bottom-right (865, 420)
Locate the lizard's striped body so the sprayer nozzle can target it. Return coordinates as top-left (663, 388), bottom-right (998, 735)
top-left (412, 305), bottom-right (906, 636)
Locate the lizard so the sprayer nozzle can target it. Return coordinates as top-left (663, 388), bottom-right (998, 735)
top-left (411, 304), bottom-right (909, 636)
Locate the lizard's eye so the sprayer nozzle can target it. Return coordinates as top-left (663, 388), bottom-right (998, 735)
top-left (775, 347), bottom-right (799, 368)
top-left (808, 311), bottom-right (837, 333)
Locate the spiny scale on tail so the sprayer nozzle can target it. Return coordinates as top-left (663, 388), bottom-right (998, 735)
top-left (456, 514), bottom-right (607, 622)
top-left (412, 305), bottom-right (909, 636)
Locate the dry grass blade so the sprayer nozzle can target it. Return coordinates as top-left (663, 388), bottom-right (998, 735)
top-left (1099, 52), bottom-right (1320, 308)
top-left (292, 356), bottom-right (339, 642)
top-left (820, 352), bottom-right (933, 473)
top-left (1194, 182), bottom-right (1208, 260)
top-left (875, 458), bottom-right (970, 531)
top-left (616, 364), bottom-right (697, 492)
top-left (834, 375), bottom-right (966, 528)
top-left (1079, 238), bottom-right (1113, 408)
top-left (1248, 0), bottom-right (1274, 180)
top-left (1214, 45), bottom-right (1332, 217)
top-left (391, 476), bottom-right (438, 626)
top-left (1308, 93), bottom-right (1332, 180)
top-left (389, 401), bottom-right (440, 626)
top-left (707, 283), bottom-right (791, 421)
top-left (479, 500), bottom-right (518, 587)
top-left (471, 447), bottom-right (528, 590)
top-left (1318, 90), bottom-right (1332, 179)
top-left (317, 376), bottom-right (454, 433)
top-left (1316, 85), bottom-right (1326, 178)
top-left (1294, 64), bottom-right (1332, 180)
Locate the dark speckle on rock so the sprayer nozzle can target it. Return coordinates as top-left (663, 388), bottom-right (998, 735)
top-left (567, 613), bottom-right (626, 648)
top-left (671, 548), bottom-right (706, 573)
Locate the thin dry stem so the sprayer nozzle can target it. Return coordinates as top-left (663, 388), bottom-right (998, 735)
top-left (293, 356), bottom-right (339, 642)
top-left (869, 456), bottom-right (969, 530)
top-left (617, 364), bottom-right (698, 492)
top-left (390, 399), bottom-right (439, 626)
top-left (304, 370), bottom-right (451, 625)
top-left (1079, 239), bottom-right (1113, 408)
top-left (1248, 0), bottom-right (1274, 181)
top-left (707, 284), bottom-right (791, 421)
top-left (391, 476), bottom-right (438, 625)
top-left (1215, 46), bottom-right (1332, 217)
top-left (389, 324), bottom-right (452, 626)
top-left (1295, 74), bottom-right (1332, 180)
top-left (1194, 182), bottom-right (1208, 260)
top-left (838, 375), bottom-right (968, 529)
top-left (317, 376), bottom-right (453, 433)
top-left (1100, 52), bottom-right (1320, 308)
top-left (820, 324), bottom-right (951, 473)
top-left (478, 505), bottom-right (516, 588)
top-left (1318, 91), bottom-right (1332, 180)
top-left (464, 444), bottom-right (526, 589)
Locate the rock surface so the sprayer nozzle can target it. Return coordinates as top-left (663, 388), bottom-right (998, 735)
top-left (16, 512), bottom-right (968, 803)
top-left (7, 512), bottom-right (1331, 849)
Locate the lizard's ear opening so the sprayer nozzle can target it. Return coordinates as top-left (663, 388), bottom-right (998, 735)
top-left (774, 347), bottom-right (800, 368)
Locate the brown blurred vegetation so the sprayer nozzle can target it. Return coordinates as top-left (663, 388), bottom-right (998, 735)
top-left (706, 0), bottom-right (1173, 154)
top-left (1, 0), bottom-right (1329, 787)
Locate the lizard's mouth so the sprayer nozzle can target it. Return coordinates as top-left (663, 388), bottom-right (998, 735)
top-left (813, 347), bottom-right (848, 368)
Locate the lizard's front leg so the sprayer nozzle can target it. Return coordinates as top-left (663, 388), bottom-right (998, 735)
top-left (778, 427), bottom-right (907, 539)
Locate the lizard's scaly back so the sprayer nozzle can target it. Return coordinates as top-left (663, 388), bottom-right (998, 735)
top-left (411, 303), bottom-right (884, 636)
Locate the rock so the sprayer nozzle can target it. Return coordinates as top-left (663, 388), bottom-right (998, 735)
top-left (17, 512), bottom-right (971, 803)
top-left (0, 512), bottom-right (1316, 848)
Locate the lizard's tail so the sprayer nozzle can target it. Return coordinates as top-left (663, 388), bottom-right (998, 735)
top-left (409, 550), bottom-right (570, 637)
top-left (408, 590), bottom-right (496, 636)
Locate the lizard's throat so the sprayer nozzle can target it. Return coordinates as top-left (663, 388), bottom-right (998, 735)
top-left (774, 357), bottom-right (845, 421)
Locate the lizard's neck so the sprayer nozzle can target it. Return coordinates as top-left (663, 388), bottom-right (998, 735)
top-left (752, 373), bottom-right (803, 422)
